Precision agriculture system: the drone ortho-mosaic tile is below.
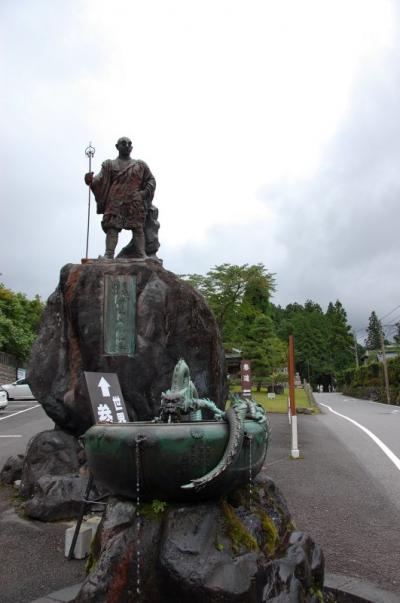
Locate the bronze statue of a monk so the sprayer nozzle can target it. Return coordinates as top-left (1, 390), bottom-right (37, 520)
top-left (84, 137), bottom-right (159, 259)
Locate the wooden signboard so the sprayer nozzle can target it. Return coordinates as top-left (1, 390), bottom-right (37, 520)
top-left (240, 359), bottom-right (252, 398)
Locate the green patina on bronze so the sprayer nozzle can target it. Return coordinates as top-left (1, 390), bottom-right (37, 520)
top-left (104, 274), bottom-right (136, 356)
top-left (84, 360), bottom-right (270, 501)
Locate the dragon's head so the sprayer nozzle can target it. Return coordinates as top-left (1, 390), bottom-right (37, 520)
top-left (159, 389), bottom-right (188, 422)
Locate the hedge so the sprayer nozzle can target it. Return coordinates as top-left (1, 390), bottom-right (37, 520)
top-left (337, 358), bottom-right (400, 405)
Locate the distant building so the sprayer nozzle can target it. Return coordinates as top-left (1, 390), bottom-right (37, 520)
top-left (377, 349), bottom-right (399, 362)
top-left (362, 346), bottom-right (400, 365)
top-left (224, 348), bottom-right (242, 377)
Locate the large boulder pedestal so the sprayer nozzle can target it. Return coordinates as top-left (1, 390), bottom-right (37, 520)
top-left (23, 259), bottom-right (326, 602)
top-left (75, 478), bottom-right (324, 603)
top-left (27, 259), bottom-right (227, 436)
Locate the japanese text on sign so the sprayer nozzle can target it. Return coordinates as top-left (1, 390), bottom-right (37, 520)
top-left (240, 359), bottom-right (252, 398)
top-left (84, 372), bottom-right (130, 424)
top-left (104, 275), bottom-right (136, 357)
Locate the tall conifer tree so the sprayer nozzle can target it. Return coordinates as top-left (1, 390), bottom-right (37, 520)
top-left (365, 311), bottom-right (382, 350)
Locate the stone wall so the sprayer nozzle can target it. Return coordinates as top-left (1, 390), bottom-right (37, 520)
top-left (341, 385), bottom-right (400, 405)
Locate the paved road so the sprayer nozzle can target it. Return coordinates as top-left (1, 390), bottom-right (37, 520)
top-left (315, 392), bottom-right (400, 512)
top-left (0, 400), bottom-right (86, 603)
top-left (0, 399), bottom-right (54, 467)
top-left (1, 393), bottom-right (399, 600)
top-left (263, 393), bottom-right (400, 596)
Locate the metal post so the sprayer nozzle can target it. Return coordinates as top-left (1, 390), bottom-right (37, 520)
top-left (288, 335), bottom-right (299, 458)
top-left (85, 143), bottom-right (95, 259)
top-left (353, 331), bottom-right (359, 368)
top-left (379, 328), bottom-right (391, 405)
top-left (68, 473), bottom-right (94, 560)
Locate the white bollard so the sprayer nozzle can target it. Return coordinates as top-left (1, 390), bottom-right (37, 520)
top-left (291, 415), bottom-right (300, 459)
top-left (85, 515), bottom-right (102, 537)
top-left (65, 523), bottom-right (93, 559)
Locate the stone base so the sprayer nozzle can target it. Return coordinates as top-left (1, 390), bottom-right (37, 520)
top-left (27, 260), bottom-right (227, 436)
top-left (75, 478), bottom-right (324, 603)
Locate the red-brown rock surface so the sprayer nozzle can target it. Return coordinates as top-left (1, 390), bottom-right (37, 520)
top-left (27, 260), bottom-right (227, 436)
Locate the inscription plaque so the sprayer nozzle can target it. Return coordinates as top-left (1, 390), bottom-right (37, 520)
top-left (104, 275), bottom-right (136, 356)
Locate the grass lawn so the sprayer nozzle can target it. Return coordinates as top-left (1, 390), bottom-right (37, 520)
top-left (229, 386), bottom-right (314, 414)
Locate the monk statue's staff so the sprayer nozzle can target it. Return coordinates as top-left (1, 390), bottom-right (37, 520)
top-left (84, 142), bottom-right (95, 258)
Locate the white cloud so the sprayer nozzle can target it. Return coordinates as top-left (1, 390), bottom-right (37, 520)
top-left (1, 0), bottom-right (398, 333)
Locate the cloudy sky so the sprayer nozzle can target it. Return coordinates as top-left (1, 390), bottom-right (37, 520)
top-left (1, 0), bottom-right (400, 337)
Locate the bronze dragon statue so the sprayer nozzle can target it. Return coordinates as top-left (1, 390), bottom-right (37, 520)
top-left (156, 359), bottom-right (269, 491)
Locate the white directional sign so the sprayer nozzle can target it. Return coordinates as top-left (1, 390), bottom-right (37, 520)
top-left (84, 372), bottom-right (129, 424)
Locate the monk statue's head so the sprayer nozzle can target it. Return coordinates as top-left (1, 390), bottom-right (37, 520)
top-left (116, 137), bottom-right (132, 157)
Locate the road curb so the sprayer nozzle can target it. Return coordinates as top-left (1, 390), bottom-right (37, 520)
top-left (31, 574), bottom-right (400, 603)
top-left (325, 572), bottom-right (400, 603)
top-left (31, 582), bottom-right (82, 603)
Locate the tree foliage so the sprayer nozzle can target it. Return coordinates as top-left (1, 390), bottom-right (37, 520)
top-left (273, 299), bottom-right (356, 386)
top-left (183, 264), bottom-right (356, 387)
top-left (325, 301), bottom-right (355, 372)
top-left (0, 284), bottom-right (45, 362)
top-left (274, 301), bottom-right (330, 384)
top-left (365, 311), bottom-right (382, 350)
top-left (393, 322), bottom-right (400, 345)
top-left (181, 263), bottom-right (276, 346)
top-left (242, 315), bottom-right (287, 387)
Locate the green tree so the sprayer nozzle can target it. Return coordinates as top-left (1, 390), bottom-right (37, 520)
top-left (280, 300), bottom-right (330, 386)
top-left (392, 322), bottom-right (400, 345)
top-left (325, 301), bottom-right (355, 372)
top-left (280, 299), bottom-right (355, 387)
top-left (0, 284), bottom-right (45, 362)
top-left (365, 311), bottom-right (382, 350)
top-left (242, 315), bottom-right (287, 390)
top-left (183, 264), bottom-right (357, 391)
top-left (181, 263), bottom-right (276, 346)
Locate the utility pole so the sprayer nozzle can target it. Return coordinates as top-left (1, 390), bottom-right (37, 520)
top-left (353, 331), bottom-right (359, 368)
top-left (379, 328), bottom-right (391, 405)
top-left (288, 335), bottom-right (299, 458)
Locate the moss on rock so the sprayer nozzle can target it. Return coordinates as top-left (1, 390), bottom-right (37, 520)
top-left (220, 499), bottom-right (258, 554)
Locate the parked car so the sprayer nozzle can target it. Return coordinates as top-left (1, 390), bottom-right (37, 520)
top-left (0, 378), bottom-right (34, 400)
top-left (0, 389), bottom-right (8, 410)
